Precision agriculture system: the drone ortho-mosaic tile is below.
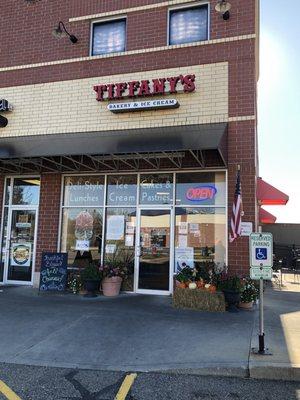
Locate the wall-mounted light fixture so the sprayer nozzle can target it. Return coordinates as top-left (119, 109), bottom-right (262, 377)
top-left (215, 0), bottom-right (231, 20)
top-left (52, 21), bottom-right (78, 44)
top-left (0, 99), bottom-right (13, 128)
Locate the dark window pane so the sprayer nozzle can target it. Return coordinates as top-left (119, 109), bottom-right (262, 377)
top-left (92, 19), bottom-right (126, 55)
top-left (5, 178), bottom-right (11, 205)
top-left (107, 175), bottom-right (137, 206)
top-left (8, 210), bottom-right (36, 282)
top-left (175, 207), bottom-right (226, 272)
top-left (169, 6), bottom-right (208, 45)
top-left (140, 173), bottom-right (173, 205)
top-left (176, 172), bottom-right (226, 206)
top-left (104, 207), bottom-right (136, 292)
top-left (12, 178), bottom-right (40, 205)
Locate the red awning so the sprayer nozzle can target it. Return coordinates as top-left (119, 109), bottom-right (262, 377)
top-left (259, 207), bottom-right (277, 224)
top-left (257, 177), bottom-right (289, 205)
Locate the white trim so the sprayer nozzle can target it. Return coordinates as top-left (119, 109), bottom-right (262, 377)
top-left (167, 1), bottom-right (210, 46)
top-left (90, 16), bottom-right (127, 57)
top-left (58, 169), bottom-right (228, 294)
top-left (0, 175), bottom-right (40, 285)
top-left (136, 207), bottom-right (173, 295)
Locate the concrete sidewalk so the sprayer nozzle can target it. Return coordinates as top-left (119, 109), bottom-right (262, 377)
top-left (0, 283), bottom-right (299, 381)
top-left (249, 279), bottom-right (300, 381)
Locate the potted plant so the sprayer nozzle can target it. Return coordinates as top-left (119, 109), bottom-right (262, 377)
top-left (99, 260), bottom-right (126, 297)
top-left (219, 275), bottom-right (242, 312)
top-left (80, 263), bottom-right (101, 297)
top-left (239, 277), bottom-right (259, 309)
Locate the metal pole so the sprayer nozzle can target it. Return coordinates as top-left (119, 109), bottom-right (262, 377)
top-left (258, 226), bottom-right (265, 353)
top-left (258, 277), bottom-right (265, 353)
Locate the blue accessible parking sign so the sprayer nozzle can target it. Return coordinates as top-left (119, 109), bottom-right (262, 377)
top-left (255, 248), bottom-right (267, 260)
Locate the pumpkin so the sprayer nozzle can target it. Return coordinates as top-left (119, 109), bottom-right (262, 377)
top-left (204, 283), bottom-right (211, 290)
top-left (209, 285), bottom-right (217, 293)
top-left (177, 282), bottom-right (186, 289)
top-left (188, 282), bottom-right (197, 290)
top-left (196, 280), bottom-right (204, 288)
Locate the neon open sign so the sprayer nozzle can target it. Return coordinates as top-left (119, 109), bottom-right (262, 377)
top-left (186, 185), bottom-right (217, 201)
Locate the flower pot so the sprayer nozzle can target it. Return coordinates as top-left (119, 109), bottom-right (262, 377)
top-left (222, 289), bottom-right (240, 312)
top-left (239, 301), bottom-right (253, 310)
top-left (84, 279), bottom-right (100, 298)
top-left (102, 276), bottom-right (122, 297)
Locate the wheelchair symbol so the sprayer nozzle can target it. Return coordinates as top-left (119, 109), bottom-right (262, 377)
top-left (255, 248), bottom-right (267, 260)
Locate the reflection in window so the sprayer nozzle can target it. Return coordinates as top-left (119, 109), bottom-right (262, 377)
top-left (92, 19), bottom-right (126, 56)
top-left (169, 6), bottom-right (208, 45)
top-left (63, 176), bottom-right (105, 207)
top-left (140, 174), bottom-right (173, 205)
top-left (107, 175), bottom-right (137, 206)
top-left (105, 208), bottom-right (136, 291)
top-left (12, 178), bottom-right (40, 206)
top-left (176, 172), bottom-right (226, 206)
top-left (175, 207), bottom-right (226, 272)
top-left (61, 208), bottom-right (103, 267)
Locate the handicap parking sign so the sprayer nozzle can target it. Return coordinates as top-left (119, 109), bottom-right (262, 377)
top-left (255, 248), bottom-right (267, 260)
top-left (250, 233), bottom-right (273, 268)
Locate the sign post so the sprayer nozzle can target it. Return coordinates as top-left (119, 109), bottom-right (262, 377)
top-left (249, 230), bottom-right (273, 355)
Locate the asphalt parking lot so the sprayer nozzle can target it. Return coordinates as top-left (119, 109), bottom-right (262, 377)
top-left (0, 363), bottom-right (300, 400)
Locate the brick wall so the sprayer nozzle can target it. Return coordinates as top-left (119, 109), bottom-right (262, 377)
top-left (35, 174), bottom-right (61, 273)
top-left (227, 120), bottom-right (257, 275)
top-left (0, 0), bottom-right (257, 69)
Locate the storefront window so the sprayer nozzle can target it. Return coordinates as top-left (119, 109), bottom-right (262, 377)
top-left (12, 177), bottom-right (40, 205)
top-left (175, 207), bottom-right (226, 272)
top-left (139, 173), bottom-right (173, 205)
top-left (63, 176), bottom-right (104, 207)
top-left (104, 207), bottom-right (136, 291)
top-left (61, 208), bottom-right (103, 267)
top-left (0, 208), bottom-right (8, 282)
top-left (176, 172), bottom-right (226, 206)
top-left (107, 175), bottom-right (137, 206)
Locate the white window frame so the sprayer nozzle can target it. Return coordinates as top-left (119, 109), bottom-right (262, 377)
top-left (58, 169), bottom-right (228, 295)
top-left (0, 175), bottom-right (41, 286)
top-left (167, 1), bottom-right (210, 46)
top-left (90, 15), bottom-right (127, 57)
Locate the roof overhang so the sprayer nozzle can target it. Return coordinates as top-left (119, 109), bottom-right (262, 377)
top-left (0, 123), bottom-right (227, 173)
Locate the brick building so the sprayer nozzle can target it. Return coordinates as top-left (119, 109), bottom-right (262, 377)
top-left (0, 0), bottom-right (260, 293)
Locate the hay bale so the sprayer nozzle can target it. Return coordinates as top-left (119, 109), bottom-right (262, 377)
top-left (173, 288), bottom-right (226, 312)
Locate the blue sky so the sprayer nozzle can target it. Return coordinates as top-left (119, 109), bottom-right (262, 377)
top-left (258, 1), bottom-right (300, 222)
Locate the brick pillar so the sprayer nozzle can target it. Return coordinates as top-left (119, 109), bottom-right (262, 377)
top-left (0, 175), bottom-right (5, 281)
top-left (227, 121), bottom-right (257, 276)
top-left (34, 173), bottom-right (61, 284)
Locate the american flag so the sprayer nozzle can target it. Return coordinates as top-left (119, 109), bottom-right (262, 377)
top-left (229, 167), bottom-right (242, 243)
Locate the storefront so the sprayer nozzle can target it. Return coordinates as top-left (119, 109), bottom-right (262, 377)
top-left (0, 171), bottom-right (227, 294)
top-left (0, 0), bottom-right (260, 291)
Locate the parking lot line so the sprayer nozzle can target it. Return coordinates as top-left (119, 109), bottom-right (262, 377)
top-left (0, 381), bottom-right (22, 400)
top-left (115, 373), bottom-right (137, 400)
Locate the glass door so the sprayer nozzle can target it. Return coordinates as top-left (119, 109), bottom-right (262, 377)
top-left (136, 208), bottom-right (172, 294)
top-left (4, 209), bottom-right (37, 283)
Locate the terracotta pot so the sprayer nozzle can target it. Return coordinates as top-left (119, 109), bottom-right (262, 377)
top-left (102, 276), bottom-right (122, 297)
top-left (239, 301), bottom-right (253, 310)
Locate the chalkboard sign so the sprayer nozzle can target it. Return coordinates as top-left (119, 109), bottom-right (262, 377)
top-left (39, 252), bottom-right (68, 292)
